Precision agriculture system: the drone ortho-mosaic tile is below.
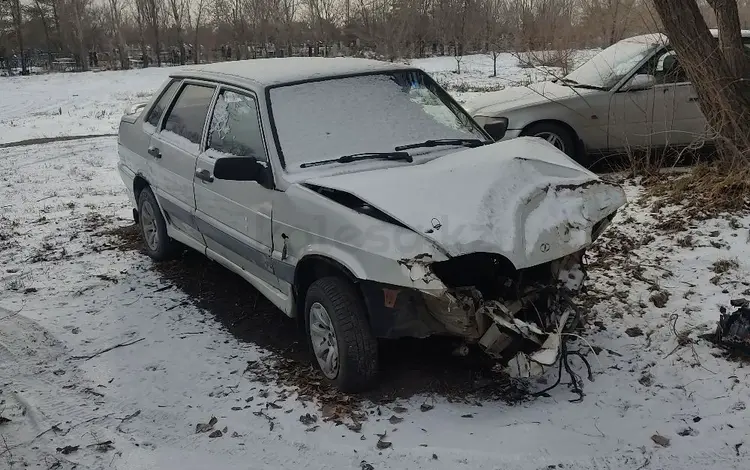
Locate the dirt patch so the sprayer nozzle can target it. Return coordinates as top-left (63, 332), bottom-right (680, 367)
top-left (106, 224), bottom-right (529, 407)
top-left (644, 164), bottom-right (750, 217)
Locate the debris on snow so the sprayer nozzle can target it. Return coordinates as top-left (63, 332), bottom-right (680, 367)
top-left (713, 305), bottom-right (750, 355)
top-left (299, 413), bottom-right (318, 426)
top-left (649, 289), bottom-right (670, 308)
top-left (388, 415), bottom-right (403, 425)
top-left (88, 440), bottom-right (115, 452)
top-left (56, 445), bottom-right (79, 455)
top-left (625, 327), bottom-right (644, 338)
top-left (651, 434), bottom-right (670, 447)
top-left (208, 430), bottom-right (223, 438)
top-left (195, 416), bottom-right (218, 434)
top-left (420, 402), bottom-right (434, 412)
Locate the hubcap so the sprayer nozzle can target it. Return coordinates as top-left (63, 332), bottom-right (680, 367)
top-left (535, 131), bottom-right (566, 152)
top-left (140, 200), bottom-right (159, 251)
top-left (309, 302), bottom-right (339, 379)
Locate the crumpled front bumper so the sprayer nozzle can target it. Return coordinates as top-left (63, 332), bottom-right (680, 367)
top-left (419, 250), bottom-right (587, 377)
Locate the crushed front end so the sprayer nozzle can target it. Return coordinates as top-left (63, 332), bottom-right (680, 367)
top-left (418, 248), bottom-right (588, 377)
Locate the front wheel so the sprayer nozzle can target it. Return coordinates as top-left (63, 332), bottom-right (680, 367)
top-left (305, 277), bottom-right (379, 392)
top-left (522, 122), bottom-right (589, 167)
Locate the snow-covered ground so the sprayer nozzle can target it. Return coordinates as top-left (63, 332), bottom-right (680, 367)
top-left (0, 52), bottom-right (598, 146)
top-left (1, 58), bottom-right (749, 470)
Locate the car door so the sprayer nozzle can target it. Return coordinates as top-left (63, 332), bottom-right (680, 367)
top-left (148, 81), bottom-right (216, 244)
top-left (608, 65), bottom-right (670, 151)
top-left (193, 86), bottom-right (279, 289)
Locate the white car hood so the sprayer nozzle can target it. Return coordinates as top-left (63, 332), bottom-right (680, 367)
top-left (464, 81), bottom-right (598, 117)
top-left (304, 137), bottom-right (626, 270)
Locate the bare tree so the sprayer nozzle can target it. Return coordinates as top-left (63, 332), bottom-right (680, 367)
top-left (9, 0), bottom-right (27, 74)
top-left (484, 0), bottom-right (511, 76)
top-left (650, 0), bottom-right (750, 160)
top-left (167, 0), bottom-right (186, 64)
top-left (108, 0), bottom-right (130, 68)
top-left (137, 0), bottom-right (162, 66)
top-left (189, 0), bottom-right (206, 63)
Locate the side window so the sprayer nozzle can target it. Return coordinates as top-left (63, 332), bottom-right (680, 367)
top-left (655, 50), bottom-right (688, 84)
top-left (207, 90), bottom-right (268, 162)
top-left (163, 84), bottom-right (215, 145)
top-left (145, 80), bottom-right (180, 127)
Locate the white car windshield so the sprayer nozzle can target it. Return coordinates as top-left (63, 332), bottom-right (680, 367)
top-left (269, 71), bottom-right (488, 171)
top-left (564, 37), bottom-right (662, 90)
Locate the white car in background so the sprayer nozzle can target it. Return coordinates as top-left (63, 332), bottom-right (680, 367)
top-left (465, 30), bottom-right (750, 166)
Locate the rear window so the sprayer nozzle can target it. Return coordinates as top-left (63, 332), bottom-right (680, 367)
top-left (162, 84), bottom-right (215, 144)
top-left (145, 80), bottom-right (180, 127)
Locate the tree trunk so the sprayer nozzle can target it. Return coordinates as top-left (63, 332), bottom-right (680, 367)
top-left (492, 52), bottom-right (497, 77)
top-left (707, 0), bottom-right (750, 78)
top-left (11, 0), bottom-right (28, 74)
top-left (34, 1), bottom-right (54, 69)
top-left (651, 0), bottom-right (750, 160)
top-left (71, 0), bottom-right (88, 71)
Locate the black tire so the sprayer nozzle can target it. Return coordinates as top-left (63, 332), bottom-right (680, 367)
top-left (137, 187), bottom-right (179, 261)
top-left (522, 122), bottom-right (589, 167)
top-left (304, 277), bottom-right (378, 392)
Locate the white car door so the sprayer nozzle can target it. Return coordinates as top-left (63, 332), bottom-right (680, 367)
top-left (147, 82), bottom-right (216, 243)
top-left (608, 78), bottom-right (669, 151)
top-left (654, 51), bottom-right (707, 146)
top-left (608, 49), bottom-right (707, 152)
top-left (193, 87), bottom-right (279, 289)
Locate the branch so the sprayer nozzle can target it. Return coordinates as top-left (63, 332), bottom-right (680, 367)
top-left (71, 338), bottom-right (145, 361)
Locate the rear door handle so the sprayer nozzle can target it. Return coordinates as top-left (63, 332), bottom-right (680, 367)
top-left (195, 168), bottom-right (214, 183)
top-left (147, 146), bottom-right (161, 158)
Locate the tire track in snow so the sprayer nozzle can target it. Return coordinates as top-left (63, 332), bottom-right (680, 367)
top-left (0, 133), bottom-right (116, 149)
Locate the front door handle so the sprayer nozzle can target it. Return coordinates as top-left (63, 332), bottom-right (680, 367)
top-left (195, 168), bottom-right (214, 183)
top-left (147, 146), bottom-right (161, 158)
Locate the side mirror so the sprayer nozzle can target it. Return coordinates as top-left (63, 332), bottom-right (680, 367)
top-left (622, 74), bottom-right (656, 92)
top-left (213, 157), bottom-right (265, 182)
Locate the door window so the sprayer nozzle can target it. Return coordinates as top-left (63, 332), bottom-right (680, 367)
top-left (162, 84), bottom-right (215, 145)
top-left (207, 90), bottom-right (268, 162)
top-left (145, 80), bottom-right (180, 127)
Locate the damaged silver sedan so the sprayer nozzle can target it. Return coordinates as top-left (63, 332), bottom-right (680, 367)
top-left (117, 57), bottom-right (626, 392)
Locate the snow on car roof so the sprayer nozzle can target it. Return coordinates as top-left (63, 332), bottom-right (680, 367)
top-left (176, 57), bottom-right (411, 87)
top-left (627, 29), bottom-right (750, 45)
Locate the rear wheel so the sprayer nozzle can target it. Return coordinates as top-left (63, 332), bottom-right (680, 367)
top-left (305, 277), bottom-right (378, 392)
top-left (137, 187), bottom-right (179, 261)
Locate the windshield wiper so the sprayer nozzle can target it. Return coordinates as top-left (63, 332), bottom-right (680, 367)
top-left (299, 151), bottom-right (413, 168)
top-left (558, 77), bottom-right (605, 91)
top-left (394, 138), bottom-right (486, 151)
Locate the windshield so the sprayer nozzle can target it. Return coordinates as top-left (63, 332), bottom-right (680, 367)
top-left (269, 71), bottom-right (488, 171)
top-left (564, 37), bottom-right (662, 89)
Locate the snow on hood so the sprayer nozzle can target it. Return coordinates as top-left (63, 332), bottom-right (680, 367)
top-left (464, 81), bottom-right (598, 117)
top-left (304, 137), bottom-right (626, 270)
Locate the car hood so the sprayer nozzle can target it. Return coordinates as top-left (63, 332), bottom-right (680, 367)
top-left (464, 81), bottom-right (599, 117)
top-left (303, 137), bottom-right (626, 270)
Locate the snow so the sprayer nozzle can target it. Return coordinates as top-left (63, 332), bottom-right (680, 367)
top-left (187, 57), bottom-right (410, 86)
top-left (2, 59), bottom-right (750, 470)
top-left (0, 67), bottom-right (173, 144)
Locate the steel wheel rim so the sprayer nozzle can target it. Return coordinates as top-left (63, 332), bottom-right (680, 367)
top-left (141, 200), bottom-right (159, 251)
top-left (535, 132), bottom-right (566, 152)
top-left (309, 302), bottom-right (339, 379)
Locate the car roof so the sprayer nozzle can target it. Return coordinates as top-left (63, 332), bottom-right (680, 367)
top-left (626, 29), bottom-right (750, 45)
top-left (171, 57), bottom-right (412, 87)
